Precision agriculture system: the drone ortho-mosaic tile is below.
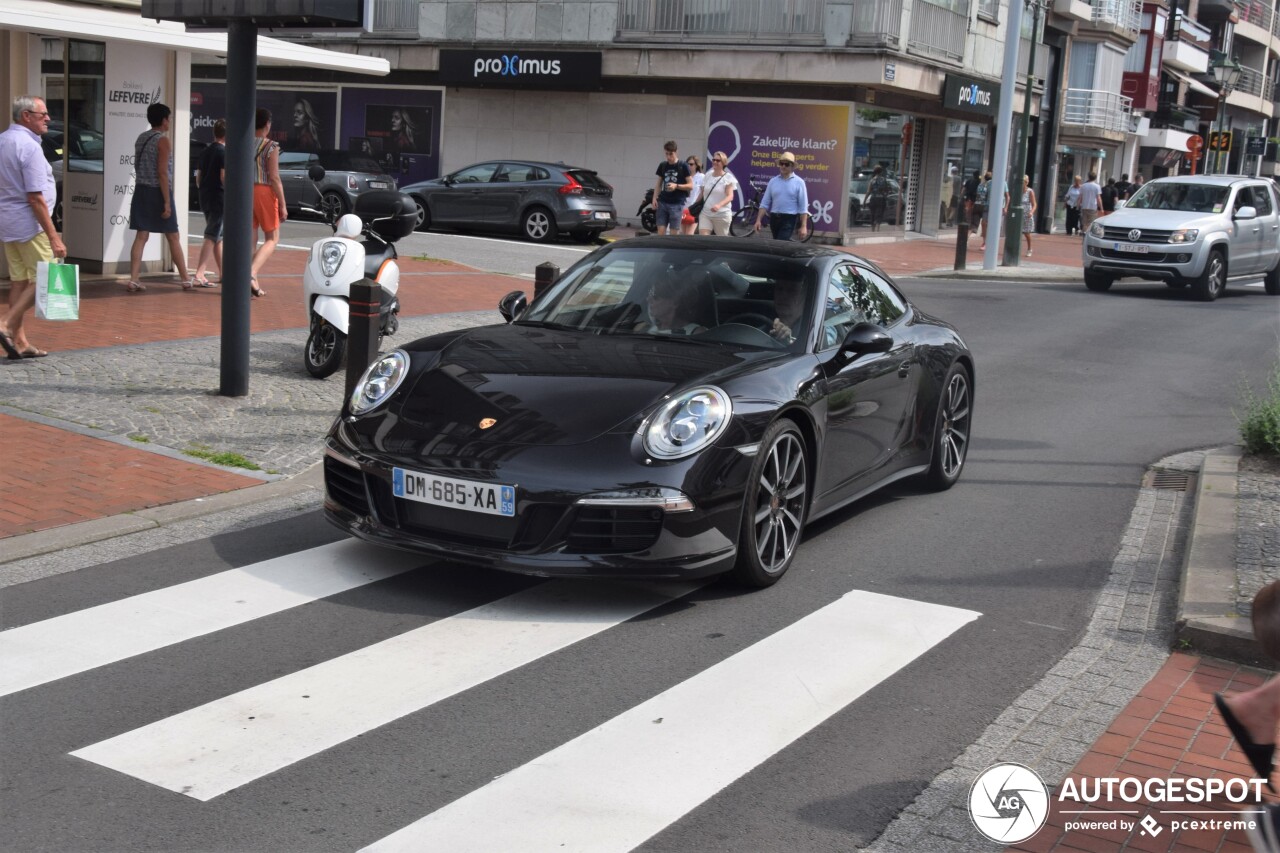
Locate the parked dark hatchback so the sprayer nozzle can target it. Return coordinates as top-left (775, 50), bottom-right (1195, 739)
top-left (324, 237), bottom-right (973, 587)
top-left (278, 150), bottom-right (397, 221)
top-left (401, 160), bottom-right (617, 243)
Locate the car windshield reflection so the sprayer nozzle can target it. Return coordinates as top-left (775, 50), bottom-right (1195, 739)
top-left (1125, 183), bottom-right (1230, 213)
top-left (518, 247), bottom-right (816, 351)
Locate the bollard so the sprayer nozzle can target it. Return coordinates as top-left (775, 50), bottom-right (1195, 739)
top-left (344, 279), bottom-right (382, 405)
top-left (534, 262), bottom-right (560, 301)
top-left (954, 222), bottom-right (970, 271)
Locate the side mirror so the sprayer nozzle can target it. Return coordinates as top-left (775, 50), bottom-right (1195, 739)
top-left (1234, 205), bottom-right (1258, 220)
top-left (839, 322), bottom-right (893, 357)
top-left (307, 164), bottom-right (326, 182)
top-left (442, 175), bottom-right (456, 186)
top-left (498, 290), bottom-right (528, 323)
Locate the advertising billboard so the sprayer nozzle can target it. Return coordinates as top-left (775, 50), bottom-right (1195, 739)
top-left (190, 85), bottom-right (337, 152)
top-left (707, 99), bottom-right (849, 233)
top-left (340, 86), bottom-right (443, 188)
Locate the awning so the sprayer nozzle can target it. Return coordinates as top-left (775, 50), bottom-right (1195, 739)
top-left (0, 0), bottom-right (389, 75)
top-left (1166, 68), bottom-right (1218, 99)
top-left (1141, 126), bottom-right (1194, 152)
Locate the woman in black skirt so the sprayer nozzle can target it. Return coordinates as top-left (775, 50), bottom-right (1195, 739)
top-left (126, 102), bottom-right (193, 292)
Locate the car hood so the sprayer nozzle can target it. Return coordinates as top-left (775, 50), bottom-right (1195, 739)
top-left (391, 324), bottom-right (773, 446)
top-left (1096, 208), bottom-right (1222, 230)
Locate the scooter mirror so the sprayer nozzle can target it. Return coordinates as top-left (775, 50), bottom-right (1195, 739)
top-left (308, 165), bottom-right (326, 182)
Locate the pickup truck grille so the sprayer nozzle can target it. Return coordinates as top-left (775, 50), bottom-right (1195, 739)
top-left (1099, 227), bottom-right (1176, 244)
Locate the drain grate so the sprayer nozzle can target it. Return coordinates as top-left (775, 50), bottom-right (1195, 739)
top-left (1144, 470), bottom-right (1192, 491)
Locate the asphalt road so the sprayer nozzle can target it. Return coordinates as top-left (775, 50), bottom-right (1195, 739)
top-left (2, 269), bottom-right (1278, 852)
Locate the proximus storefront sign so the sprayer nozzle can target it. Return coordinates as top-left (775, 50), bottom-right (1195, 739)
top-left (943, 74), bottom-right (1001, 117)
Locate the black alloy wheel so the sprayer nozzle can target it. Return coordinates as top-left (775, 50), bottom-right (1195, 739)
top-left (1190, 250), bottom-right (1226, 302)
top-left (305, 320), bottom-right (346, 379)
top-left (732, 420), bottom-right (809, 587)
top-left (640, 207), bottom-right (657, 233)
top-left (924, 364), bottom-right (972, 491)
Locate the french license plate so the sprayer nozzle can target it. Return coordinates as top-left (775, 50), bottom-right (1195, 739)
top-left (1112, 242), bottom-right (1149, 254)
top-left (594, 212), bottom-right (611, 220)
top-left (392, 468), bottom-right (515, 517)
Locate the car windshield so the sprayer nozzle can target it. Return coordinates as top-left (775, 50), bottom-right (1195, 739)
top-left (518, 247), bottom-right (815, 352)
top-left (1125, 182), bottom-right (1230, 213)
top-left (317, 152), bottom-right (384, 173)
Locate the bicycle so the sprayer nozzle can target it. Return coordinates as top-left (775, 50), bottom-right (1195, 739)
top-left (728, 179), bottom-right (818, 242)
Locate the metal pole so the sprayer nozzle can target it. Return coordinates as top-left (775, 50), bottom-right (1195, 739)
top-left (220, 20), bottom-right (257, 397)
top-left (1004, 0), bottom-right (1041, 267)
top-left (983, 0), bottom-right (1024, 271)
top-left (1215, 97), bottom-right (1226, 175)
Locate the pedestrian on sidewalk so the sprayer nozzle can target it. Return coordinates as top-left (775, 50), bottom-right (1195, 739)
top-left (976, 171), bottom-right (993, 249)
top-left (1100, 177), bottom-right (1118, 217)
top-left (755, 152), bottom-right (808, 241)
top-left (696, 151), bottom-right (736, 236)
top-left (192, 118), bottom-right (225, 288)
top-left (865, 165), bottom-right (890, 233)
top-left (0, 94), bottom-right (64, 359)
top-left (1078, 172), bottom-right (1102, 235)
top-left (127, 102), bottom-right (193, 292)
top-left (652, 141), bottom-right (691, 237)
top-left (681, 154), bottom-right (703, 235)
top-left (248, 108), bottom-right (285, 297)
top-left (1063, 176), bottom-right (1082, 236)
top-left (963, 169), bottom-right (981, 235)
top-left (1019, 175), bottom-right (1038, 257)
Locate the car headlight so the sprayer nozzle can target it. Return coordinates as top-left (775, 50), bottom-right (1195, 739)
top-left (1168, 229), bottom-right (1199, 244)
top-left (349, 350), bottom-right (409, 415)
top-left (320, 241), bottom-right (346, 278)
top-left (1089, 222), bottom-right (1105, 237)
top-left (642, 387), bottom-right (732, 460)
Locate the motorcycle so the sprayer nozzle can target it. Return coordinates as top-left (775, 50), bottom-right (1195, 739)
top-left (637, 187), bottom-right (657, 233)
top-left (301, 165), bottom-right (414, 378)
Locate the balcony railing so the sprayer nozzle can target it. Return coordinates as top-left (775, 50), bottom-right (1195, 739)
top-left (1235, 62), bottom-right (1267, 98)
top-left (1062, 88), bottom-right (1134, 132)
top-left (906, 0), bottom-right (969, 63)
top-left (617, 0), bottom-right (826, 42)
top-left (1091, 0), bottom-right (1142, 36)
top-left (848, 0), bottom-right (903, 49)
top-left (1236, 0), bottom-right (1274, 32)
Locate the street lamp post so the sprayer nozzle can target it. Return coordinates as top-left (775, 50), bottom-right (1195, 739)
top-left (1003, 0), bottom-right (1046, 268)
top-left (1210, 50), bottom-right (1242, 175)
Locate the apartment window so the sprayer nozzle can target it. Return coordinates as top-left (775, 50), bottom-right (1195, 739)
top-left (1123, 34), bottom-right (1147, 73)
top-left (977, 0), bottom-right (999, 22)
top-left (1069, 41), bottom-right (1098, 89)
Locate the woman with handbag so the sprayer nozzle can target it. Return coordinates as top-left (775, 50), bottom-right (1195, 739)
top-left (681, 155), bottom-right (704, 235)
top-left (695, 151), bottom-right (737, 235)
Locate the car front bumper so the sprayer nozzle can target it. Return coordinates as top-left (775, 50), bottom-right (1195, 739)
top-left (1083, 237), bottom-right (1208, 282)
top-left (321, 430), bottom-right (745, 579)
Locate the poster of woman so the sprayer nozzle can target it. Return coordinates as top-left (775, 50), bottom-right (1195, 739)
top-left (287, 98), bottom-right (322, 152)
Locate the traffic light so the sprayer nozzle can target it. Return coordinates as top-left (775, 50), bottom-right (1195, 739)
top-left (1219, 131), bottom-right (1233, 152)
top-left (1208, 131), bottom-right (1221, 151)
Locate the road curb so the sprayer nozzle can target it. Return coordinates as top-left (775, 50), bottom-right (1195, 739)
top-left (912, 264), bottom-right (1083, 282)
top-left (1174, 445), bottom-right (1266, 665)
top-left (0, 462), bottom-right (324, 567)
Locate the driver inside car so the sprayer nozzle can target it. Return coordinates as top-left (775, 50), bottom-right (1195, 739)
top-left (769, 278), bottom-right (807, 344)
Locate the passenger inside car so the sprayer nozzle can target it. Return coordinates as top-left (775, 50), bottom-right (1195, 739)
top-left (635, 268), bottom-right (709, 336)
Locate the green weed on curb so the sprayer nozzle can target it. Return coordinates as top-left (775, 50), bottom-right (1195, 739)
top-left (183, 446), bottom-right (262, 471)
top-left (1237, 363), bottom-right (1280, 458)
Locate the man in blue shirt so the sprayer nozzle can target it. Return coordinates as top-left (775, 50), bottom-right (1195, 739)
top-left (653, 140), bottom-right (692, 236)
top-left (754, 151), bottom-right (808, 241)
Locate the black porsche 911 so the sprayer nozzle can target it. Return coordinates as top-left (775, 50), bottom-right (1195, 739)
top-left (323, 236), bottom-right (973, 587)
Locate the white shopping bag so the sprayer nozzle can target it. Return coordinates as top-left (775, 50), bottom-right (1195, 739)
top-left (35, 259), bottom-right (79, 321)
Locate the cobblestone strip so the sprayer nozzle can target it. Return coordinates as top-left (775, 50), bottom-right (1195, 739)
top-left (864, 451), bottom-right (1202, 852)
top-left (0, 311), bottom-right (494, 478)
top-left (1235, 467), bottom-right (1280, 616)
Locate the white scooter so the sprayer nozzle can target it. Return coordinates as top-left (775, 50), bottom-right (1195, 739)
top-left (302, 166), bottom-right (413, 378)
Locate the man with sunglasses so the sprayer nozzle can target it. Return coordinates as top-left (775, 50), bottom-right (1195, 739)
top-left (0, 95), bottom-right (65, 359)
top-left (754, 151), bottom-right (808, 241)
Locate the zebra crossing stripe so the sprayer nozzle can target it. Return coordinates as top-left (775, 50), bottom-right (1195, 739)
top-left (0, 541), bottom-right (423, 698)
top-left (359, 590), bottom-right (980, 853)
top-left (70, 579), bottom-right (702, 801)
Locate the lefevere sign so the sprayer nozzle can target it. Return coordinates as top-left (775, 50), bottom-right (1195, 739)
top-left (439, 50), bottom-right (601, 90)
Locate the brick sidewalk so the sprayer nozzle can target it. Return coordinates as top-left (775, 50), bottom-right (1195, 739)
top-left (1012, 652), bottom-right (1273, 853)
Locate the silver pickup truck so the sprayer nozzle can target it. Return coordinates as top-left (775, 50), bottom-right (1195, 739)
top-left (1082, 175), bottom-right (1280, 301)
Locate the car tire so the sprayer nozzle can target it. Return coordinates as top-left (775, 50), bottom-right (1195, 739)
top-left (1190, 249), bottom-right (1226, 302)
top-left (412, 196), bottom-right (431, 232)
top-left (521, 206), bottom-right (555, 243)
top-left (1084, 269), bottom-right (1113, 292)
top-left (1265, 259), bottom-right (1280, 296)
top-left (321, 191), bottom-right (348, 225)
top-left (923, 363), bottom-right (972, 491)
top-left (305, 321), bottom-right (346, 379)
top-left (731, 419), bottom-right (809, 588)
